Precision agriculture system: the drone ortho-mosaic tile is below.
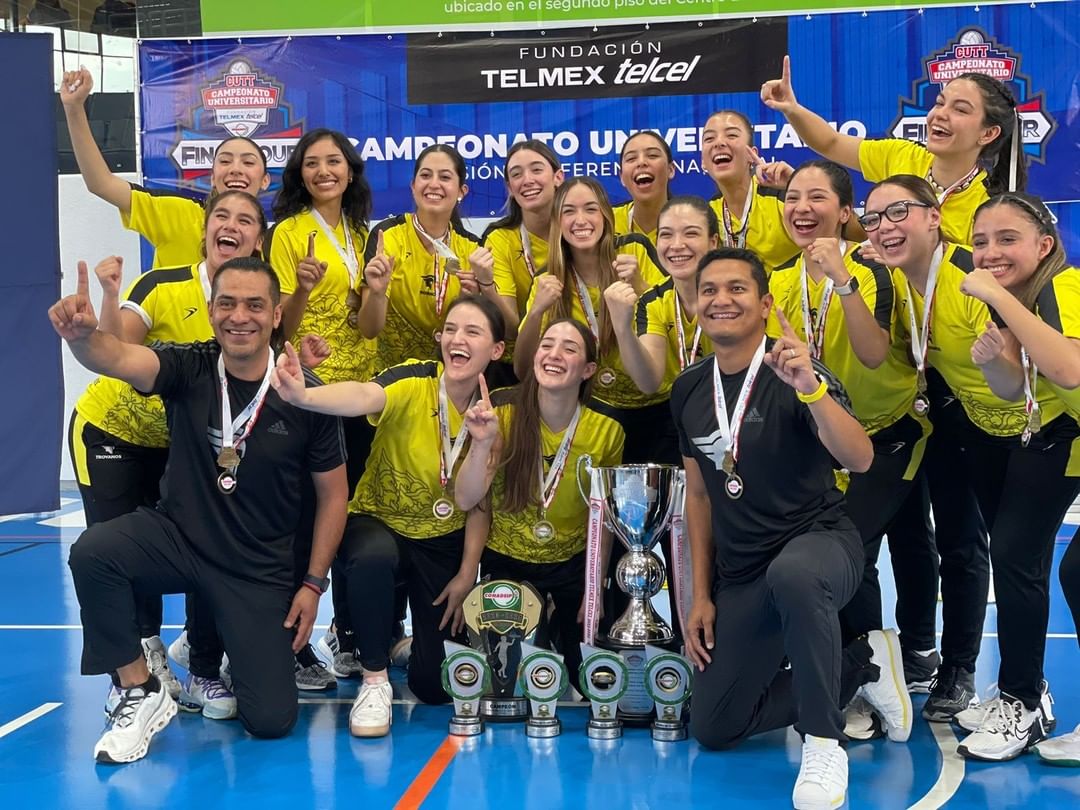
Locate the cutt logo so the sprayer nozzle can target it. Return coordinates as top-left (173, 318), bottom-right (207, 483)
top-left (201, 59), bottom-right (282, 138)
top-left (890, 28), bottom-right (1055, 164)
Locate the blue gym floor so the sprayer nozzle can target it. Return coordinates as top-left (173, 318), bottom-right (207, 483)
top-left (1, 489), bottom-right (1078, 809)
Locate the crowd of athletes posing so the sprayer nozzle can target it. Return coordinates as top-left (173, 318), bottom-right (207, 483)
top-left (48, 53), bottom-right (1080, 809)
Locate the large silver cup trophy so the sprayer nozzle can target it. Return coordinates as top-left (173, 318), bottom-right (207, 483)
top-left (581, 461), bottom-right (679, 723)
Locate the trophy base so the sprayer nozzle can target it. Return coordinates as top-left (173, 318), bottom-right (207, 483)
top-left (448, 714), bottom-right (484, 737)
top-left (598, 637), bottom-right (679, 727)
top-left (526, 717), bottom-right (561, 738)
top-left (651, 719), bottom-right (688, 742)
top-left (586, 716), bottom-right (623, 740)
top-left (480, 695), bottom-right (528, 722)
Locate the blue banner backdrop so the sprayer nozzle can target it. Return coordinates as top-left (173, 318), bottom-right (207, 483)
top-left (138, 2), bottom-right (1080, 259)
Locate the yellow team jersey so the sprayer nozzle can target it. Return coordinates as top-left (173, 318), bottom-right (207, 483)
top-left (612, 201), bottom-right (657, 244)
top-left (75, 263), bottom-right (214, 447)
top-left (482, 222), bottom-right (551, 316)
top-left (708, 178), bottom-right (800, 274)
top-left (898, 243), bottom-right (1066, 436)
top-left (858, 139), bottom-right (987, 247)
top-left (1036, 267), bottom-right (1080, 417)
top-left (524, 234), bottom-right (668, 409)
top-left (768, 246), bottom-right (922, 442)
top-left (350, 360), bottom-right (470, 537)
top-left (363, 214), bottom-right (514, 374)
top-left (120, 186), bottom-right (207, 269)
top-left (486, 394), bottom-right (625, 564)
top-left (267, 210), bottom-right (376, 384)
top-left (635, 277), bottom-right (714, 390)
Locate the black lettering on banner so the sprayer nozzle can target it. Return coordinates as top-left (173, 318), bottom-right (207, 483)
top-left (405, 19), bottom-right (787, 104)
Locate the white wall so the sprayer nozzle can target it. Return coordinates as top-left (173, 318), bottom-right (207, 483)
top-left (58, 173), bottom-right (142, 481)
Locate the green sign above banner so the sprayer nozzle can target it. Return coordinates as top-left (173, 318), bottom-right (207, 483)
top-left (200, 0), bottom-right (976, 35)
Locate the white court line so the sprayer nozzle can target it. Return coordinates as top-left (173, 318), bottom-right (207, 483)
top-left (908, 722), bottom-right (964, 810)
top-left (0, 703), bottom-right (63, 738)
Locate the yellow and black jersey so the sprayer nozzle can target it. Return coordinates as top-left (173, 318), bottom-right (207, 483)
top-left (897, 243), bottom-right (1066, 436)
top-left (708, 178), bottom-right (800, 274)
top-left (635, 277), bottom-right (714, 388)
top-left (858, 139), bottom-right (986, 247)
top-left (266, 210), bottom-right (376, 383)
top-left (363, 214), bottom-right (513, 373)
top-left (612, 200), bottom-right (657, 245)
top-left (1035, 267), bottom-right (1080, 419)
top-left (350, 360), bottom-right (470, 537)
top-left (524, 233), bottom-right (668, 409)
top-left (121, 185), bottom-right (207, 269)
top-left (482, 222), bottom-right (551, 316)
top-left (486, 390), bottom-right (625, 564)
top-left (75, 263), bottom-right (214, 448)
top-left (767, 247), bottom-right (923, 446)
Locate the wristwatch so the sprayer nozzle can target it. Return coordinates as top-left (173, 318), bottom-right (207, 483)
top-left (303, 573), bottom-right (330, 594)
top-left (834, 276), bottom-right (860, 296)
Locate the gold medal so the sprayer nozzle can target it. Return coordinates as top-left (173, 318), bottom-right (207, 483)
top-left (533, 519), bottom-right (555, 543)
top-left (433, 497), bottom-right (455, 520)
top-left (217, 446), bottom-right (241, 469)
top-left (721, 450), bottom-right (735, 476)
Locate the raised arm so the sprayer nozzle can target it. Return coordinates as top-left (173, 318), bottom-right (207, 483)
top-left (454, 374), bottom-right (501, 511)
top-left (270, 341), bottom-right (387, 416)
top-left (59, 68), bottom-right (133, 213)
top-left (606, 282), bottom-right (666, 394)
top-left (760, 56), bottom-right (863, 171)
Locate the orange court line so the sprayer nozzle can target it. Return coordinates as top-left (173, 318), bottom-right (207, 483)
top-left (393, 735), bottom-right (463, 809)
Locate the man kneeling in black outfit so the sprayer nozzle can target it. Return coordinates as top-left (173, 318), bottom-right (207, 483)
top-left (672, 248), bottom-right (912, 810)
top-left (50, 257), bottom-right (347, 763)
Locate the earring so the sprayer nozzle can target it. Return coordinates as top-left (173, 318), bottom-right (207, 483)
top-left (457, 197), bottom-right (463, 203)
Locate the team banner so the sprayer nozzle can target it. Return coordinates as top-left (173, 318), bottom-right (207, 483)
top-left (141, 3), bottom-right (1080, 260)
top-left (199, 0), bottom-right (1011, 35)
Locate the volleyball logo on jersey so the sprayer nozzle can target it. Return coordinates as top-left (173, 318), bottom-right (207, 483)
top-left (889, 28), bottom-right (1055, 164)
top-left (169, 58), bottom-right (305, 193)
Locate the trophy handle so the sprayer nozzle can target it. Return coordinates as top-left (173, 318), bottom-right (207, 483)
top-left (576, 454), bottom-right (593, 504)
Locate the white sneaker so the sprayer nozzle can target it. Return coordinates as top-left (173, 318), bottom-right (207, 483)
top-left (179, 674), bottom-right (237, 720)
top-left (957, 693), bottom-right (1047, 762)
top-left (167, 630), bottom-right (190, 670)
top-left (856, 629), bottom-right (912, 742)
top-left (1034, 723), bottom-right (1080, 767)
top-left (316, 627), bottom-right (340, 663)
top-left (93, 684), bottom-right (177, 764)
top-left (843, 696), bottom-right (883, 741)
top-left (104, 684), bottom-right (121, 717)
top-left (350, 680), bottom-right (393, 738)
top-left (956, 680), bottom-right (1055, 734)
top-left (141, 636), bottom-right (181, 700)
top-left (792, 735), bottom-right (847, 810)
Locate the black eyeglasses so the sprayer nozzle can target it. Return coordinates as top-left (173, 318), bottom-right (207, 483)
top-left (858, 200), bottom-right (933, 232)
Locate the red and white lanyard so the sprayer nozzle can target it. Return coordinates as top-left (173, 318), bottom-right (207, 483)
top-left (672, 288), bottom-right (702, 370)
top-left (720, 184), bottom-right (754, 248)
top-left (519, 223), bottom-right (539, 277)
top-left (217, 346), bottom-right (274, 456)
top-left (712, 336), bottom-right (767, 465)
top-left (907, 243), bottom-right (944, 385)
top-left (436, 374), bottom-right (476, 489)
top-left (537, 405), bottom-right (582, 513)
top-left (573, 272), bottom-right (600, 341)
top-left (413, 216), bottom-right (456, 315)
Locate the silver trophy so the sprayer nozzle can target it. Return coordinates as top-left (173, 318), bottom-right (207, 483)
top-left (644, 644), bottom-right (693, 742)
top-left (518, 642), bottom-right (568, 738)
top-left (579, 643), bottom-right (630, 739)
top-left (441, 641), bottom-right (490, 737)
top-left (586, 462), bottom-right (679, 722)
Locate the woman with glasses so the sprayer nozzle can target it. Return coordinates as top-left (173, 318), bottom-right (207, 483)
top-left (761, 57), bottom-right (1026, 244)
top-left (767, 162), bottom-right (932, 741)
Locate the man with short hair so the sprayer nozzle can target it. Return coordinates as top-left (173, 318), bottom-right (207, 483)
top-left (50, 256), bottom-right (347, 764)
top-left (672, 247), bottom-right (912, 810)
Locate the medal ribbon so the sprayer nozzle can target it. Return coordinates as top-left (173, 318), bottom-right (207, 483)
top-left (537, 405), bottom-right (582, 513)
top-left (583, 460), bottom-right (604, 645)
top-left (712, 336), bottom-right (767, 465)
top-left (437, 374), bottom-right (476, 490)
top-left (413, 216), bottom-right (456, 315)
top-left (907, 243), bottom-right (944, 381)
top-left (929, 164), bottom-right (981, 207)
top-left (672, 288), bottom-right (702, 370)
top-left (217, 345), bottom-right (275, 456)
top-left (720, 182), bottom-right (754, 248)
top-left (573, 272), bottom-right (601, 341)
top-left (197, 261), bottom-right (212, 306)
top-left (668, 470), bottom-right (692, 637)
top-left (798, 241), bottom-right (848, 361)
top-left (310, 208), bottom-right (359, 287)
top-left (1021, 348), bottom-right (1040, 424)
top-left (519, 223), bottom-right (539, 278)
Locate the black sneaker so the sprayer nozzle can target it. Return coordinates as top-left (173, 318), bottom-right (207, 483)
top-left (923, 664), bottom-right (978, 722)
top-left (903, 648), bottom-right (940, 694)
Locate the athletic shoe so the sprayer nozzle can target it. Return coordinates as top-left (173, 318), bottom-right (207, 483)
top-left (142, 636), bottom-right (181, 700)
top-left (923, 665), bottom-right (978, 722)
top-left (1034, 724), bottom-right (1080, 767)
top-left (390, 635), bottom-right (413, 669)
top-left (104, 684), bottom-right (122, 717)
top-left (168, 630), bottom-right (190, 671)
top-left (843, 696), bottom-right (884, 742)
top-left (179, 674), bottom-right (237, 720)
top-left (792, 735), bottom-right (847, 810)
top-left (93, 681), bottom-right (177, 764)
top-left (295, 645), bottom-right (337, 691)
top-left (855, 629), bottom-right (912, 742)
top-left (902, 648), bottom-right (940, 694)
top-left (350, 680), bottom-right (393, 738)
top-left (957, 693), bottom-right (1047, 762)
top-left (956, 680), bottom-right (1055, 734)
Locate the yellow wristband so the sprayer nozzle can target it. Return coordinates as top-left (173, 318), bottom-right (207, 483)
top-left (796, 379), bottom-right (829, 404)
